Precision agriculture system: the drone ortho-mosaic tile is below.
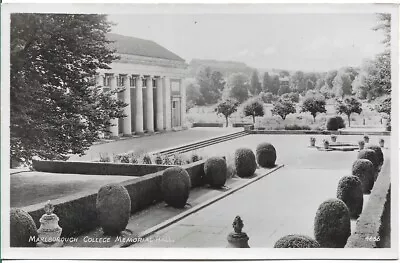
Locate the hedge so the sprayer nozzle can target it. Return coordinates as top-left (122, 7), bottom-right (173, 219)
top-left (23, 159), bottom-right (207, 237)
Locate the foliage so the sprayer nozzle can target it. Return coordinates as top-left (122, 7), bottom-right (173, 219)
top-left (335, 97), bottom-right (362, 127)
top-left (281, 92), bottom-right (300, 103)
top-left (10, 14), bottom-right (126, 164)
top-left (301, 94), bottom-right (327, 121)
top-left (215, 98), bottom-right (240, 127)
top-left (234, 148), bottom-right (257, 178)
top-left (271, 98), bottom-right (296, 120)
top-left (186, 79), bottom-right (204, 106)
top-left (195, 66), bottom-right (225, 105)
top-left (154, 154), bottom-right (163, 165)
top-left (314, 198), bottom-right (351, 248)
top-left (284, 124), bottom-right (311, 130)
top-left (190, 152), bottom-right (201, 163)
top-left (277, 85), bottom-right (291, 96)
top-left (173, 153), bottom-right (185, 165)
top-left (162, 155), bottom-right (173, 165)
top-left (274, 234), bottom-right (320, 248)
top-left (249, 70), bottom-right (262, 96)
top-left (243, 98), bottom-right (265, 123)
top-left (204, 157), bottom-right (227, 188)
top-left (357, 149), bottom-right (379, 172)
top-left (161, 167), bottom-right (191, 208)
top-left (352, 159), bottom-right (375, 193)
top-left (99, 153), bottom-right (111, 163)
top-left (256, 142), bottom-right (277, 168)
top-left (366, 145), bottom-right (384, 167)
top-left (227, 73), bottom-right (250, 103)
top-left (332, 71), bottom-right (352, 98)
top-left (336, 176), bottom-right (363, 219)
top-left (142, 154), bottom-right (152, 164)
top-left (326, 116), bottom-right (344, 131)
top-left (10, 208), bottom-right (38, 247)
top-left (96, 184), bottom-right (131, 235)
top-left (259, 92), bottom-right (274, 103)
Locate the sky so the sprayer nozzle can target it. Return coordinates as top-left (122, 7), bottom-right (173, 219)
top-left (109, 13), bottom-right (386, 72)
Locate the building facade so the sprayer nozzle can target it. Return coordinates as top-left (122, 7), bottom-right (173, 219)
top-left (96, 33), bottom-right (188, 137)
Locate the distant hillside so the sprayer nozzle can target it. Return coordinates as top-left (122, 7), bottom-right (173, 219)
top-left (188, 59), bottom-right (254, 78)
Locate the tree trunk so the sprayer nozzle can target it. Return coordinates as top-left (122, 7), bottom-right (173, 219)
top-left (252, 115), bottom-right (255, 124)
top-left (313, 114), bottom-right (316, 123)
top-left (225, 116), bottom-right (229, 127)
top-left (348, 115), bottom-right (351, 127)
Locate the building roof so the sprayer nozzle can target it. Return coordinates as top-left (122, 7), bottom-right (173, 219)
top-left (107, 33), bottom-right (185, 62)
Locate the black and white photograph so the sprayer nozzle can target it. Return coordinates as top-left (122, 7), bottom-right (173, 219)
top-left (1, 3), bottom-right (398, 260)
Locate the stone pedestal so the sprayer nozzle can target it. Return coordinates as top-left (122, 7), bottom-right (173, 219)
top-left (227, 232), bottom-right (250, 248)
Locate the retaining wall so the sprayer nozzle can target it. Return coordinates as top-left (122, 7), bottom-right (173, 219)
top-left (345, 157), bottom-right (391, 248)
top-left (247, 129), bottom-right (391, 136)
top-left (24, 159), bottom-right (207, 237)
top-left (32, 160), bottom-right (172, 177)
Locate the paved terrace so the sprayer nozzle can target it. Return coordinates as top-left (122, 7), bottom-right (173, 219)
top-left (133, 134), bottom-right (390, 248)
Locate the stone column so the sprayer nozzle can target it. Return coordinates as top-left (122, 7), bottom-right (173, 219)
top-left (163, 77), bottom-right (172, 131)
top-left (109, 74), bottom-right (119, 137)
top-left (122, 75), bottom-right (132, 136)
top-left (135, 75), bottom-right (144, 134)
top-left (156, 77), bottom-right (164, 131)
top-left (146, 76), bottom-right (154, 133)
top-left (96, 74), bottom-right (105, 138)
top-left (180, 79), bottom-right (186, 127)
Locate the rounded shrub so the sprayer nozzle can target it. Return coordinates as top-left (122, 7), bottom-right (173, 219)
top-left (357, 149), bottom-right (379, 171)
top-left (256, 142), bottom-right (277, 168)
top-left (234, 148), bottom-right (257, 178)
top-left (336, 116), bottom-right (346, 129)
top-left (10, 208), bottom-right (38, 247)
top-left (336, 176), bottom-right (364, 219)
top-left (274, 234), bottom-right (320, 248)
top-left (161, 167), bottom-right (191, 208)
top-left (314, 198), bottom-right (351, 248)
top-left (204, 157), bottom-right (227, 188)
top-left (366, 145), bottom-right (384, 167)
top-left (352, 159), bottom-right (375, 193)
top-left (96, 184), bottom-right (131, 235)
top-left (326, 117), bottom-right (339, 131)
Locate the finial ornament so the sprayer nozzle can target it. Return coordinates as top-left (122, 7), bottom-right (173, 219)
top-left (233, 216), bottom-right (244, 233)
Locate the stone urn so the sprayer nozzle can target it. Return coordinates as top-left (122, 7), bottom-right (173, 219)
top-left (358, 140), bottom-right (365, 150)
top-left (363, 135), bottom-right (370, 143)
top-left (227, 216), bottom-right (250, 248)
top-left (37, 201), bottom-right (63, 247)
top-left (310, 137), bottom-right (316, 147)
top-left (323, 140), bottom-right (329, 149)
top-left (379, 138), bottom-right (385, 148)
top-left (330, 135), bottom-right (337, 143)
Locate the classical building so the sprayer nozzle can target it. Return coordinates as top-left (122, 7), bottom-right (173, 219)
top-left (96, 33), bottom-right (188, 137)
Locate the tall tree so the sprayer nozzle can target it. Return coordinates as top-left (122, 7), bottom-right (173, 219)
top-left (10, 14), bottom-right (126, 164)
top-left (325, 70), bottom-right (338, 89)
top-left (186, 79), bottom-right (204, 106)
top-left (262, 72), bottom-right (272, 93)
top-left (335, 97), bottom-right (363, 127)
top-left (215, 98), bottom-right (239, 127)
top-left (270, 75), bottom-right (281, 95)
top-left (195, 66), bottom-right (223, 105)
top-left (227, 73), bottom-right (250, 103)
top-left (271, 98), bottom-right (296, 120)
top-left (249, 70), bottom-right (262, 96)
top-left (300, 94), bottom-right (327, 122)
top-left (332, 71), bottom-right (352, 98)
top-left (243, 98), bottom-right (265, 123)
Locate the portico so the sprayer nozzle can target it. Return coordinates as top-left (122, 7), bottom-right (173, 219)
top-left (96, 33), bottom-right (188, 137)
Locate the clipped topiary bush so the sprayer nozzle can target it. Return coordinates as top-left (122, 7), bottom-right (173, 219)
top-left (336, 176), bottom-right (363, 219)
top-left (314, 198), bottom-right (351, 248)
top-left (366, 145), bottom-right (384, 167)
top-left (10, 208), bottom-right (38, 247)
top-left (326, 117), bottom-right (339, 131)
top-left (357, 149), bottom-right (379, 172)
top-left (96, 184), bottom-right (131, 235)
top-left (204, 157), bottom-right (227, 188)
top-left (161, 167), bottom-right (191, 208)
top-left (256, 142), bottom-right (277, 168)
top-left (352, 159), bottom-right (375, 193)
top-left (234, 148), bottom-right (257, 178)
top-left (274, 234), bottom-right (320, 248)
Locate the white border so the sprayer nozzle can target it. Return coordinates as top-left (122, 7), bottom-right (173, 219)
top-left (1, 3), bottom-right (399, 260)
